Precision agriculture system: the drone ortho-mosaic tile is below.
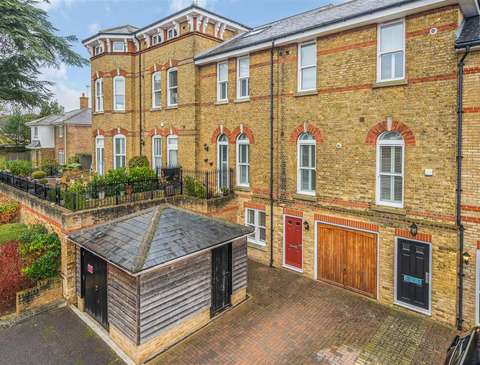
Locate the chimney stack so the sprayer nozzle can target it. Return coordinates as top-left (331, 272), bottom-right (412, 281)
top-left (80, 93), bottom-right (88, 109)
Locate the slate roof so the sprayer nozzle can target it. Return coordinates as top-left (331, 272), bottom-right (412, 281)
top-left (26, 108), bottom-right (91, 127)
top-left (99, 24), bottom-right (139, 34)
top-left (456, 16), bottom-right (480, 48)
top-left (68, 205), bottom-right (253, 275)
top-left (196, 0), bottom-right (428, 60)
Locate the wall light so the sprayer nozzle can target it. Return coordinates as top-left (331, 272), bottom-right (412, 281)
top-left (303, 221), bottom-right (309, 231)
top-left (409, 223), bottom-right (418, 237)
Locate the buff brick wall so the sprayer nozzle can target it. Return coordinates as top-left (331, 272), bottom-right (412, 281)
top-left (65, 125), bottom-right (93, 162)
top-left (54, 125), bottom-right (64, 163)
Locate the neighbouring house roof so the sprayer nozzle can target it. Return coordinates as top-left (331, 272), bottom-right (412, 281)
top-left (25, 140), bottom-right (41, 149)
top-left (26, 108), bottom-right (91, 127)
top-left (456, 16), bottom-right (480, 48)
top-left (195, 0), bottom-right (478, 61)
top-left (98, 24), bottom-right (139, 34)
top-left (68, 205), bottom-right (253, 275)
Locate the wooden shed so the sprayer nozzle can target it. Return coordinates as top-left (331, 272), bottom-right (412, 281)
top-left (68, 205), bottom-right (251, 364)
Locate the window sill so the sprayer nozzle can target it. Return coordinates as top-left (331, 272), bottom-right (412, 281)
top-left (235, 186), bottom-right (250, 192)
top-left (166, 105), bottom-right (178, 110)
top-left (247, 240), bottom-right (267, 251)
top-left (234, 98), bottom-right (250, 103)
top-left (112, 110), bottom-right (126, 114)
top-left (215, 100), bottom-right (229, 105)
top-left (150, 107), bottom-right (162, 112)
top-left (93, 112), bottom-right (104, 115)
top-left (293, 193), bottom-right (317, 202)
top-left (371, 204), bottom-right (406, 216)
top-left (372, 79), bottom-right (408, 89)
top-left (295, 90), bottom-right (318, 97)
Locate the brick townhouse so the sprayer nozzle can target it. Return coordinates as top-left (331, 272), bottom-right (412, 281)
top-left (82, 0), bottom-right (480, 329)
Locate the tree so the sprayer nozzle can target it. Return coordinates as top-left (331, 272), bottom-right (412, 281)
top-left (39, 99), bottom-right (63, 117)
top-left (0, 0), bottom-right (87, 108)
top-left (2, 112), bottom-right (35, 144)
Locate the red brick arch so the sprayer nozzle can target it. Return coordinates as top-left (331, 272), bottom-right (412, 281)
top-left (289, 123), bottom-right (323, 144)
top-left (109, 127), bottom-right (129, 137)
top-left (92, 128), bottom-right (105, 137)
top-left (229, 126), bottom-right (255, 144)
top-left (210, 126), bottom-right (232, 144)
top-left (146, 127), bottom-right (180, 137)
top-left (365, 121), bottom-right (416, 146)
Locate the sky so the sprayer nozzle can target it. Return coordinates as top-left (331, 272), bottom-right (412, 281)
top-left (39, 0), bottom-right (333, 111)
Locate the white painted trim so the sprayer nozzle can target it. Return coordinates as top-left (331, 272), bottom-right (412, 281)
top-left (282, 214), bottom-right (304, 273)
top-left (167, 68), bottom-right (178, 107)
top-left (151, 71), bottom-right (161, 109)
top-left (476, 250), bottom-right (480, 325)
top-left (245, 208), bottom-right (266, 245)
top-left (152, 135), bottom-right (162, 171)
top-left (112, 76), bottom-right (126, 111)
top-left (236, 133), bottom-right (249, 187)
top-left (113, 134), bottom-right (126, 169)
top-left (217, 134), bottom-right (229, 190)
top-left (297, 41), bottom-right (317, 92)
top-left (297, 132), bottom-right (316, 195)
top-left (166, 134), bottom-right (178, 167)
top-left (376, 19), bottom-right (406, 83)
top-left (216, 61), bottom-right (229, 102)
top-left (393, 236), bottom-right (432, 316)
top-left (95, 136), bottom-right (104, 176)
top-left (95, 78), bottom-right (104, 113)
top-left (236, 55), bottom-right (250, 99)
top-left (313, 221), bottom-right (380, 298)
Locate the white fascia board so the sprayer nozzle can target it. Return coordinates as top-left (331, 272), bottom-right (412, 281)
top-left (195, 0), bottom-right (478, 65)
top-left (83, 34), bottom-right (134, 47)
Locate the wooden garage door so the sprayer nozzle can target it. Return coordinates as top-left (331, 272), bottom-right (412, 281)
top-left (317, 224), bottom-right (377, 298)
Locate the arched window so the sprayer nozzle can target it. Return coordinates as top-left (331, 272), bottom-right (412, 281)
top-left (376, 131), bottom-right (404, 207)
top-left (113, 134), bottom-right (126, 169)
top-left (95, 78), bottom-right (103, 112)
top-left (113, 76), bottom-right (125, 111)
top-left (236, 134), bottom-right (249, 187)
top-left (152, 135), bottom-right (162, 172)
top-left (297, 132), bottom-right (316, 195)
top-left (217, 134), bottom-right (229, 190)
top-left (152, 72), bottom-right (161, 108)
top-left (95, 136), bottom-right (104, 175)
top-left (167, 135), bottom-right (178, 167)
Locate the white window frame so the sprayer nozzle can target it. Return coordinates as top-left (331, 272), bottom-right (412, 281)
top-left (58, 150), bottom-right (65, 165)
top-left (377, 19), bottom-right (405, 83)
top-left (95, 78), bottom-right (104, 113)
top-left (236, 56), bottom-right (249, 99)
top-left (94, 45), bottom-right (103, 56)
top-left (152, 135), bottom-right (162, 172)
top-left (167, 68), bottom-right (178, 107)
top-left (217, 134), bottom-right (229, 190)
top-left (57, 126), bottom-right (64, 138)
top-left (297, 133), bottom-right (316, 196)
top-left (113, 134), bottom-right (126, 169)
top-left (476, 249), bottom-right (480, 325)
top-left (113, 76), bottom-right (126, 111)
top-left (152, 33), bottom-right (162, 46)
top-left (236, 134), bottom-right (249, 187)
top-left (376, 132), bottom-right (405, 208)
top-left (152, 72), bottom-right (161, 109)
top-left (217, 61), bottom-right (229, 102)
top-left (167, 27), bottom-right (177, 40)
top-left (167, 135), bottom-right (178, 167)
top-left (112, 41), bottom-right (125, 52)
top-left (95, 136), bottom-right (104, 176)
top-left (33, 127), bottom-right (38, 139)
top-left (297, 41), bottom-right (317, 92)
top-left (245, 208), bottom-right (266, 246)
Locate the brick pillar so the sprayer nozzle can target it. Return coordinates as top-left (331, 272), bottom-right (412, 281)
top-left (60, 234), bottom-right (77, 304)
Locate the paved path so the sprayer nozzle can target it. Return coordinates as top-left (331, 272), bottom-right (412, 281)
top-left (0, 306), bottom-right (123, 365)
top-left (152, 261), bottom-right (456, 365)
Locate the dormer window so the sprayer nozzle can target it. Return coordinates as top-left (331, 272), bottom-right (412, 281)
top-left (112, 41), bottom-right (125, 52)
top-left (152, 34), bottom-right (162, 46)
top-left (167, 27), bottom-right (178, 40)
top-left (94, 45), bottom-right (103, 56)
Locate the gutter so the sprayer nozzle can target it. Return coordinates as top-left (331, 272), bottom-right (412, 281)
top-left (269, 40), bottom-right (275, 268)
top-left (456, 45), bottom-right (470, 331)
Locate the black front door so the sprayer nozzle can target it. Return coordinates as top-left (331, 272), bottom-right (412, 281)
top-left (82, 249), bottom-right (108, 327)
top-left (211, 243), bottom-right (232, 316)
top-left (396, 239), bottom-right (430, 311)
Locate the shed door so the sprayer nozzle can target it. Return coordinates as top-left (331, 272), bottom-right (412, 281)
top-left (317, 224), bottom-right (377, 298)
top-left (82, 249), bottom-right (108, 328)
top-left (211, 243), bottom-right (232, 316)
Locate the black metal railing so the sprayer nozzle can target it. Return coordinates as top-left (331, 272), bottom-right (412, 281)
top-left (0, 167), bottom-right (234, 212)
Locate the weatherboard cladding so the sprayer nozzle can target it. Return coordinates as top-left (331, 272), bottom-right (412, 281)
top-left (195, 0), bottom-right (431, 60)
top-left (456, 16), bottom-right (480, 47)
top-left (232, 239), bottom-right (247, 292)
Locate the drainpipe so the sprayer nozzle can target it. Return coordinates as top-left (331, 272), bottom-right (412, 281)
top-left (456, 46), bottom-right (470, 331)
top-left (135, 35), bottom-right (143, 156)
top-left (269, 41), bottom-right (275, 268)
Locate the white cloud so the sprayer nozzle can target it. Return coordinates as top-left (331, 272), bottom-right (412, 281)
top-left (88, 23), bottom-right (102, 35)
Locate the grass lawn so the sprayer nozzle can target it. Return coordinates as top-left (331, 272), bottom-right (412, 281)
top-left (0, 223), bottom-right (27, 245)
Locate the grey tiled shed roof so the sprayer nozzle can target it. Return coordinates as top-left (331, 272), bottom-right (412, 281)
top-left (68, 205), bottom-right (253, 275)
top-left (456, 16), bottom-right (480, 48)
top-left (196, 0), bottom-right (427, 60)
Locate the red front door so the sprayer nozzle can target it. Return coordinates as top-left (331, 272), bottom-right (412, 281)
top-left (285, 216), bottom-right (303, 270)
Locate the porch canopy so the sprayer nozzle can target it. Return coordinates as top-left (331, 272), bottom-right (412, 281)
top-left (68, 204), bottom-right (252, 275)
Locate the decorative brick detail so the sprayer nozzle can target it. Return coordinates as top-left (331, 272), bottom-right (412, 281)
top-left (315, 214), bottom-right (379, 232)
top-left (244, 201), bottom-right (266, 211)
top-left (477, 241), bottom-right (480, 250)
top-left (395, 228), bottom-right (432, 243)
top-left (109, 127), bottom-right (129, 136)
top-left (289, 123), bottom-right (323, 144)
top-left (365, 121), bottom-right (416, 146)
top-left (283, 208), bottom-right (303, 217)
top-left (92, 128), bottom-right (105, 137)
top-left (146, 128), bottom-right (180, 137)
top-left (210, 126), bottom-right (232, 144)
top-left (229, 125), bottom-right (255, 144)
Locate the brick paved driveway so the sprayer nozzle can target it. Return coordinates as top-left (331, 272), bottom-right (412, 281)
top-left (151, 260), bottom-right (456, 365)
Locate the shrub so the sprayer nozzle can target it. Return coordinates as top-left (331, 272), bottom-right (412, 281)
top-left (19, 225), bottom-right (61, 282)
top-left (38, 178), bottom-right (48, 185)
top-left (40, 159), bottom-right (59, 176)
top-left (68, 154), bottom-right (80, 164)
top-left (104, 168), bottom-right (128, 185)
top-left (128, 156), bottom-right (149, 168)
top-left (0, 241), bottom-right (29, 314)
top-left (0, 201), bottom-right (19, 224)
top-left (64, 162), bottom-right (81, 170)
top-left (3, 160), bottom-right (33, 176)
top-left (128, 166), bottom-right (156, 182)
top-left (0, 223), bottom-right (27, 245)
top-left (184, 176), bottom-right (206, 198)
top-left (31, 170), bottom-right (47, 179)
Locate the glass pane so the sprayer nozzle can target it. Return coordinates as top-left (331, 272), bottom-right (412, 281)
top-left (220, 82), bottom-right (227, 99)
top-left (394, 51), bottom-right (404, 79)
top-left (154, 138), bottom-right (161, 155)
top-left (239, 144), bottom-right (248, 163)
top-left (153, 74), bottom-right (161, 89)
top-left (240, 165), bottom-right (248, 184)
top-left (259, 211), bottom-right (266, 227)
top-left (169, 71), bottom-right (177, 87)
top-left (154, 92), bottom-right (161, 106)
top-left (218, 63), bottom-right (228, 81)
top-left (301, 43), bottom-right (315, 66)
top-left (301, 169), bottom-right (310, 191)
top-left (394, 146), bottom-right (402, 174)
top-left (301, 67), bottom-right (316, 90)
top-left (169, 150), bottom-right (178, 167)
top-left (168, 137), bottom-right (177, 146)
top-left (239, 58), bottom-right (249, 77)
top-left (380, 175), bottom-right (391, 201)
top-left (394, 176), bottom-right (403, 202)
top-left (380, 22), bottom-right (403, 52)
top-left (259, 227), bottom-right (266, 242)
top-left (169, 89), bottom-right (178, 105)
top-left (380, 146), bottom-right (392, 173)
top-left (247, 209), bottom-right (255, 224)
top-left (310, 169), bottom-right (316, 191)
top-left (116, 95), bottom-right (124, 109)
top-left (380, 131), bottom-right (402, 141)
top-left (381, 53), bottom-right (392, 80)
top-left (115, 78), bottom-right (125, 94)
top-left (300, 146), bottom-right (308, 168)
top-left (240, 79), bottom-right (248, 97)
